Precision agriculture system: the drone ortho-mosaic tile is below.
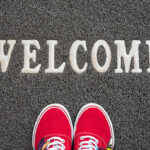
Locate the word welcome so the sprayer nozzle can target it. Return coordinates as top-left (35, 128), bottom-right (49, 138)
top-left (0, 40), bottom-right (150, 73)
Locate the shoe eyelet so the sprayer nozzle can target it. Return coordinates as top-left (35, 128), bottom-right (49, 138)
top-left (80, 137), bottom-right (83, 140)
top-left (62, 139), bottom-right (65, 143)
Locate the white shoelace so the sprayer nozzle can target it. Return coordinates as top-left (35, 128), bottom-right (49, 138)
top-left (46, 137), bottom-right (65, 150)
top-left (79, 136), bottom-right (99, 150)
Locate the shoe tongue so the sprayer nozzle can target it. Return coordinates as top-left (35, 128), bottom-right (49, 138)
top-left (38, 137), bottom-right (52, 150)
top-left (38, 137), bottom-right (46, 150)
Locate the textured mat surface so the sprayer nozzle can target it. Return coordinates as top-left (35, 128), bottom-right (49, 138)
top-left (0, 0), bottom-right (150, 149)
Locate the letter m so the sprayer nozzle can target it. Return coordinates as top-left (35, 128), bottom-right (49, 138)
top-left (114, 40), bottom-right (142, 73)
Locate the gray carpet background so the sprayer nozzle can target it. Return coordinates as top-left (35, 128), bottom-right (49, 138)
top-left (0, 0), bottom-right (150, 149)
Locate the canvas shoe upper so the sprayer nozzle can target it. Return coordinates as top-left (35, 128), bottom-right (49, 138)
top-left (74, 103), bottom-right (115, 150)
top-left (32, 104), bottom-right (73, 150)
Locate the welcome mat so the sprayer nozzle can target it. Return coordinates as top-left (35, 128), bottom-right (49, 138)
top-left (0, 0), bottom-right (149, 149)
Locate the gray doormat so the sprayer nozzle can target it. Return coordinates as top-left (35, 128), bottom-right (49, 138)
top-left (0, 0), bottom-right (149, 149)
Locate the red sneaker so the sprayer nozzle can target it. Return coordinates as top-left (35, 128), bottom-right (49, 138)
top-left (32, 104), bottom-right (73, 150)
top-left (74, 103), bottom-right (115, 150)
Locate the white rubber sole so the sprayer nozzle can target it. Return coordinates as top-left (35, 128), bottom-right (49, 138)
top-left (74, 103), bottom-right (115, 149)
top-left (32, 104), bottom-right (73, 150)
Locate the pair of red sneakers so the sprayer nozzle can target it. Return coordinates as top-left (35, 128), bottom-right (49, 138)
top-left (32, 103), bottom-right (115, 150)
